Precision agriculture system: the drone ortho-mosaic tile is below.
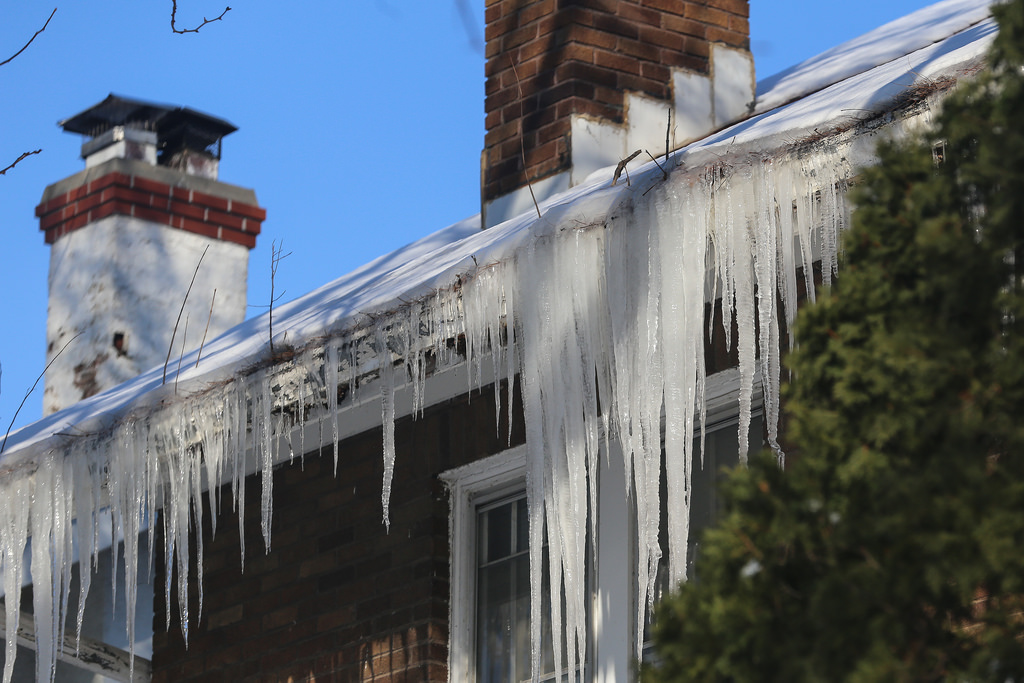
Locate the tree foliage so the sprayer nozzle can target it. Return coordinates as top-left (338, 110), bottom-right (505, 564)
top-left (645, 1), bottom-right (1024, 680)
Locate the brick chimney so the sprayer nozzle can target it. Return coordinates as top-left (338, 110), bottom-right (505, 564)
top-left (36, 95), bottom-right (266, 414)
top-left (482, 0), bottom-right (754, 227)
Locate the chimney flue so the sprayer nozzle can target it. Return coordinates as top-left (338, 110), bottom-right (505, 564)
top-left (59, 93), bottom-right (237, 180)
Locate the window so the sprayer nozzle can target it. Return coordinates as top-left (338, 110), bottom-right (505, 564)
top-left (443, 447), bottom-right (559, 683)
top-left (685, 411), bottom-right (765, 581)
top-left (475, 495), bottom-right (555, 682)
top-left (643, 407), bottom-right (765, 657)
top-left (445, 370), bottom-right (763, 680)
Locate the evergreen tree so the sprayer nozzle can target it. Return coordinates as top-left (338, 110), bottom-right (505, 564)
top-left (645, 1), bottom-right (1024, 680)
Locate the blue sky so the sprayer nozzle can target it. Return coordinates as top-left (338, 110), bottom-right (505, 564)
top-left (0, 0), bottom-right (943, 434)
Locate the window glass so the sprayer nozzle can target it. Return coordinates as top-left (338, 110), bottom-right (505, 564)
top-left (645, 414), bottom-right (764, 651)
top-left (475, 495), bottom-right (555, 683)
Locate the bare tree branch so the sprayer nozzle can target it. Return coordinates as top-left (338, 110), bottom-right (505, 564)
top-left (612, 150), bottom-right (641, 187)
top-left (0, 149), bottom-right (41, 176)
top-left (195, 289), bottom-right (216, 369)
top-left (645, 149), bottom-right (667, 181)
top-left (1, 333), bottom-right (81, 455)
top-left (164, 246), bottom-right (208, 384)
top-left (174, 314), bottom-right (189, 394)
top-left (509, 56), bottom-right (542, 220)
top-left (269, 241), bottom-right (291, 356)
top-left (0, 7), bottom-right (56, 68)
top-left (171, 1), bottom-right (231, 34)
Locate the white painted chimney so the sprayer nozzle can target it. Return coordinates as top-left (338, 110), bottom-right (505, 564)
top-left (37, 95), bottom-right (266, 414)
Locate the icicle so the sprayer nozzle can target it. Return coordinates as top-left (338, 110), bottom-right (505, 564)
top-left (0, 133), bottom-right (862, 683)
top-left (326, 343), bottom-right (340, 476)
top-left (515, 237), bottom-right (549, 682)
top-left (53, 456), bottom-right (72, 659)
top-left (462, 268), bottom-right (482, 398)
top-left (0, 477), bottom-right (29, 683)
top-left (569, 229), bottom-right (606, 573)
top-left (259, 374), bottom-right (274, 551)
top-left (72, 455), bottom-right (95, 651)
top-left (30, 459), bottom-right (57, 683)
top-left (377, 322), bottom-right (397, 531)
top-left (229, 383), bottom-right (247, 571)
top-left (170, 414), bottom-right (191, 645)
top-left (503, 264), bottom-right (518, 447)
top-left (752, 161), bottom-right (783, 456)
top-left (657, 182), bottom-right (707, 588)
top-left (110, 420), bottom-right (144, 681)
top-left (408, 301), bottom-right (425, 419)
top-left (775, 160), bottom-right (801, 349)
top-left (145, 420), bottom-right (160, 591)
top-left (297, 364), bottom-right (307, 465)
top-left (199, 401), bottom-right (225, 540)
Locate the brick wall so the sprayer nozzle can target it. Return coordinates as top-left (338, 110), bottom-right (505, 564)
top-left (483, 0), bottom-right (751, 201)
top-left (151, 381), bottom-right (525, 682)
top-left (36, 170), bottom-right (265, 248)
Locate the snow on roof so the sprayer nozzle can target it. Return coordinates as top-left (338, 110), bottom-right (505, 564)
top-left (0, 0), bottom-right (997, 470)
top-left (755, 0), bottom-right (994, 113)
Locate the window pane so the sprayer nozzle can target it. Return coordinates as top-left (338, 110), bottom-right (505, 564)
top-left (644, 413), bottom-right (764, 653)
top-left (516, 498), bottom-right (529, 554)
top-left (482, 500), bottom-right (513, 563)
top-left (476, 496), bottom-right (554, 683)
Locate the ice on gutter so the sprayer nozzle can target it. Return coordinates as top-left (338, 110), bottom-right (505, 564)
top-left (0, 12), bottom-right (997, 683)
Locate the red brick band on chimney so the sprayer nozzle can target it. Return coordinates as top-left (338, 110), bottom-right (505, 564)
top-left (36, 171), bottom-right (265, 248)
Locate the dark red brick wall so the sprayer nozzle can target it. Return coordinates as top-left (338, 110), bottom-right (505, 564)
top-left (483, 0), bottom-right (751, 201)
top-left (151, 381), bottom-right (525, 682)
top-left (36, 170), bottom-right (265, 248)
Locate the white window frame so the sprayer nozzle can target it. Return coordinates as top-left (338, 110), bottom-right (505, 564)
top-left (441, 445), bottom-right (528, 683)
top-left (442, 368), bottom-right (764, 682)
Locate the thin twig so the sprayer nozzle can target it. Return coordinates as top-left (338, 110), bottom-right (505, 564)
top-left (164, 245), bottom-right (208, 384)
top-left (269, 241), bottom-right (291, 356)
top-left (0, 149), bottom-right (41, 176)
top-left (0, 8), bottom-right (55, 67)
top-left (645, 150), bottom-right (668, 181)
top-left (1, 332), bottom-right (81, 454)
top-left (509, 56), bottom-right (542, 220)
top-left (665, 109), bottom-right (671, 160)
top-left (171, 1), bottom-right (231, 33)
top-left (195, 289), bottom-right (217, 369)
top-left (174, 314), bottom-right (189, 395)
top-left (612, 150), bottom-right (642, 186)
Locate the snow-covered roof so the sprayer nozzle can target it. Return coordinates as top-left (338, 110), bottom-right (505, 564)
top-left (0, 0), bottom-right (996, 468)
top-left (754, 0), bottom-right (994, 113)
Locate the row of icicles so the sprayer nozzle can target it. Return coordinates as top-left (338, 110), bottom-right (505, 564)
top-left (0, 143), bottom-right (853, 682)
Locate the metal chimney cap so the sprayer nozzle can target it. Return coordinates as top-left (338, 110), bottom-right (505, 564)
top-left (59, 94), bottom-right (237, 148)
